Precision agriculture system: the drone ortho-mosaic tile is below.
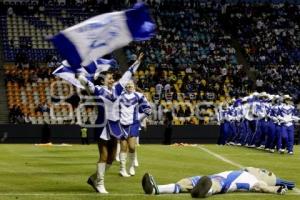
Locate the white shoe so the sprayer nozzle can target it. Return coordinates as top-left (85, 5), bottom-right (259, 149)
top-left (134, 159), bottom-right (139, 167)
top-left (279, 149), bottom-right (285, 154)
top-left (97, 184), bottom-right (109, 194)
top-left (288, 151), bottom-right (294, 155)
top-left (119, 169), bottom-right (131, 177)
top-left (257, 145), bottom-right (265, 150)
top-left (269, 149), bottom-right (275, 153)
top-left (129, 166), bottom-right (135, 176)
top-left (87, 176), bottom-right (108, 194)
top-left (265, 148), bottom-right (270, 151)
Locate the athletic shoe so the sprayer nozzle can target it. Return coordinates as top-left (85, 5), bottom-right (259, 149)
top-left (87, 176), bottom-right (108, 194)
top-left (288, 151), bottom-right (294, 155)
top-left (257, 145), bottom-right (265, 150)
top-left (142, 173), bottom-right (159, 195)
top-left (265, 148), bottom-right (270, 151)
top-left (129, 166), bottom-right (135, 176)
top-left (191, 176), bottom-right (212, 198)
top-left (134, 159), bottom-right (139, 167)
top-left (269, 149), bottom-right (275, 153)
top-left (279, 149), bottom-right (285, 154)
top-left (119, 169), bottom-right (131, 177)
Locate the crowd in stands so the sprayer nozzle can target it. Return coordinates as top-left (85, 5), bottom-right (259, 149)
top-left (226, 2), bottom-right (300, 101)
top-left (1, 0), bottom-right (300, 125)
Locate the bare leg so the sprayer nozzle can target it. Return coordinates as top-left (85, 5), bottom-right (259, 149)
top-left (106, 138), bottom-right (117, 165)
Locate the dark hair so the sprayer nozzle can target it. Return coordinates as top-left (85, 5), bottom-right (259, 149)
top-left (94, 70), bottom-right (114, 86)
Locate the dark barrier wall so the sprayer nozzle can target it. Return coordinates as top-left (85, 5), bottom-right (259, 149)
top-left (0, 124), bottom-right (299, 144)
top-left (140, 125), bottom-right (219, 144)
top-left (0, 124), bottom-right (219, 144)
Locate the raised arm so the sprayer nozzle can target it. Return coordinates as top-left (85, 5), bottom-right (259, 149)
top-left (114, 53), bottom-right (144, 96)
top-left (78, 74), bottom-right (95, 95)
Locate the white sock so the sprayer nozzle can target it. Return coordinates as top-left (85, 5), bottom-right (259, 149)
top-left (136, 137), bottom-right (140, 145)
top-left (158, 184), bottom-right (180, 194)
top-left (96, 163), bottom-right (106, 185)
top-left (128, 152), bottom-right (135, 168)
top-left (116, 142), bottom-right (121, 160)
top-left (134, 151), bottom-right (138, 166)
top-left (119, 152), bottom-right (127, 170)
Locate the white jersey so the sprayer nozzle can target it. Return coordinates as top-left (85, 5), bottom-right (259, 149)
top-left (189, 170), bottom-right (259, 194)
top-left (80, 60), bottom-right (141, 122)
top-left (119, 92), bottom-right (151, 125)
top-left (278, 104), bottom-right (298, 126)
top-left (253, 100), bottom-right (267, 120)
top-left (243, 103), bottom-right (255, 121)
top-left (213, 170), bottom-right (259, 193)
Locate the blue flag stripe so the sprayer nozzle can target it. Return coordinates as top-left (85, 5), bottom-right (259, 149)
top-left (51, 33), bottom-right (82, 68)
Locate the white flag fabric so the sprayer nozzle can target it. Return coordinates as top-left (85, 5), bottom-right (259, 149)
top-left (52, 58), bottom-right (117, 89)
top-left (50, 3), bottom-right (155, 67)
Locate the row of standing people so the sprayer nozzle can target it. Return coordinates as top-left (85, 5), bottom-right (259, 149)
top-left (217, 92), bottom-right (299, 155)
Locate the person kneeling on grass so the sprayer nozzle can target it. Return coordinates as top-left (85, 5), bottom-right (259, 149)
top-left (142, 167), bottom-right (295, 198)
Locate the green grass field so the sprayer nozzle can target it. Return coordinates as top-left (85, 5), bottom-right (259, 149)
top-left (0, 144), bottom-right (299, 200)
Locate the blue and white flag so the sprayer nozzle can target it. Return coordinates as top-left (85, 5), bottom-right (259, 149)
top-left (52, 58), bottom-right (117, 89)
top-left (85, 58), bottom-right (118, 80)
top-left (50, 3), bottom-right (155, 67)
top-left (52, 60), bottom-right (86, 89)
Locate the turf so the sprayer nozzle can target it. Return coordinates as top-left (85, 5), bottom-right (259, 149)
top-left (0, 144), bottom-right (299, 200)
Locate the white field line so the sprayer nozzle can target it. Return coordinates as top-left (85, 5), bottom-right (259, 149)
top-left (197, 145), bottom-right (244, 168)
top-left (197, 145), bottom-right (300, 195)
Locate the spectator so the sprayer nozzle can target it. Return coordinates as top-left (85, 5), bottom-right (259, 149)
top-left (163, 110), bottom-right (173, 145)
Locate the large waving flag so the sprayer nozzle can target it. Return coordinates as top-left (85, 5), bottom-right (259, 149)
top-left (52, 58), bottom-right (118, 89)
top-left (50, 3), bottom-right (155, 67)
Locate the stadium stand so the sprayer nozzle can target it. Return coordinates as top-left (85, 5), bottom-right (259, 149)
top-left (225, 2), bottom-right (300, 100)
top-left (0, 0), bottom-right (299, 125)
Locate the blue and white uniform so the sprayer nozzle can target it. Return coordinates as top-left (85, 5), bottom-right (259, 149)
top-left (189, 170), bottom-right (259, 193)
top-left (217, 106), bottom-right (229, 145)
top-left (119, 91), bottom-right (151, 137)
top-left (278, 103), bottom-right (299, 153)
top-left (253, 99), bottom-right (267, 147)
top-left (79, 60), bottom-right (141, 140)
top-left (243, 99), bottom-right (255, 145)
top-left (226, 105), bottom-right (238, 143)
